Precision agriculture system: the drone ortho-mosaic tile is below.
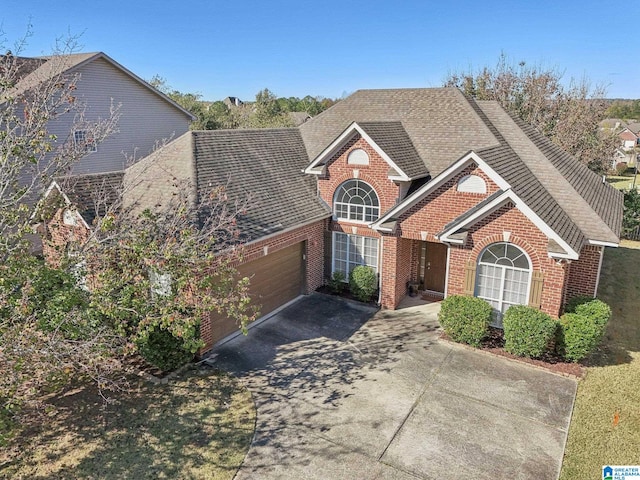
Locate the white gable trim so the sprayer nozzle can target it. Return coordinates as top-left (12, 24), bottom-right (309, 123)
top-left (588, 239), bottom-right (619, 248)
top-left (437, 189), bottom-right (579, 260)
top-left (371, 151), bottom-right (509, 231)
top-left (34, 180), bottom-right (92, 230)
top-left (303, 122), bottom-right (411, 181)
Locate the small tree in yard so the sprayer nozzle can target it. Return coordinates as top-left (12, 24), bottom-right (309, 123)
top-left (0, 30), bottom-right (257, 441)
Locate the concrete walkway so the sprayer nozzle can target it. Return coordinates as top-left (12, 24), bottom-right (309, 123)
top-left (211, 294), bottom-right (577, 480)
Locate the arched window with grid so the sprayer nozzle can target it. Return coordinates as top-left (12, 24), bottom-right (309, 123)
top-left (475, 242), bottom-right (532, 327)
top-left (333, 179), bottom-right (380, 223)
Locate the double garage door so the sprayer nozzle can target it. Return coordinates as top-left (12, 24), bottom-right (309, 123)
top-left (208, 242), bottom-right (305, 345)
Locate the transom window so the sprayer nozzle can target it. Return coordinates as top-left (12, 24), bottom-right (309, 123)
top-left (333, 179), bottom-right (380, 223)
top-left (332, 232), bottom-right (378, 278)
top-left (475, 242), bottom-right (531, 328)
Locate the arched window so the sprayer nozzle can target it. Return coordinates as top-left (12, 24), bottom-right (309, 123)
top-left (333, 180), bottom-right (380, 223)
top-left (475, 242), bottom-right (531, 327)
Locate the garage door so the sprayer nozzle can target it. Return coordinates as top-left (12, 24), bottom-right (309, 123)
top-left (207, 242), bottom-right (305, 345)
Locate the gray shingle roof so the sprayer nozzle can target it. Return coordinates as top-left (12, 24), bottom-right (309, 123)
top-left (475, 101), bottom-right (622, 243)
top-left (192, 129), bottom-right (330, 241)
top-left (56, 171), bottom-right (124, 226)
top-left (300, 88), bottom-right (500, 177)
top-left (357, 122), bottom-right (425, 179)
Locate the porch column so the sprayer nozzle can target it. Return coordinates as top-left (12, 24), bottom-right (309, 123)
top-left (380, 236), bottom-right (399, 309)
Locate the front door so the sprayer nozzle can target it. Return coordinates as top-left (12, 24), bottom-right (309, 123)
top-left (419, 242), bottom-right (447, 293)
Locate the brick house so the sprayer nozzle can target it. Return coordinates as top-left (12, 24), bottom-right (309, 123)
top-left (43, 88), bottom-right (623, 351)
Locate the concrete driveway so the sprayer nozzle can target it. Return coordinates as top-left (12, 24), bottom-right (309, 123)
top-left (211, 294), bottom-right (577, 480)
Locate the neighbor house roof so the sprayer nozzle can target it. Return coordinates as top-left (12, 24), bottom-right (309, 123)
top-left (2, 52), bottom-right (196, 121)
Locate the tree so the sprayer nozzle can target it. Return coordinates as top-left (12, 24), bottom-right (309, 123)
top-left (0, 32), bottom-right (255, 440)
top-left (444, 54), bottom-right (618, 173)
top-left (623, 188), bottom-right (640, 238)
top-left (0, 32), bottom-right (119, 258)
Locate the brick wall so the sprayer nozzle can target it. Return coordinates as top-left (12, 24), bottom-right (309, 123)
top-left (398, 163), bottom-right (498, 241)
top-left (566, 244), bottom-right (603, 301)
top-left (446, 203), bottom-right (568, 318)
top-left (42, 208), bottom-right (91, 267)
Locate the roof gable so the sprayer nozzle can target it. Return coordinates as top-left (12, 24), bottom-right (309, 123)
top-left (303, 121), bottom-right (426, 181)
top-left (372, 151), bottom-right (580, 259)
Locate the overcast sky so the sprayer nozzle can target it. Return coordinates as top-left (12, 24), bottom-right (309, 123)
top-left (2, 0), bottom-right (638, 101)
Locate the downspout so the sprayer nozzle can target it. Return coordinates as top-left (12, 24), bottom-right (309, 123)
top-left (377, 236), bottom-right (384, 306)
top-left (594, 246), bottom-right (605, 297)
top-left (444, 244), bottom-right (451, 298)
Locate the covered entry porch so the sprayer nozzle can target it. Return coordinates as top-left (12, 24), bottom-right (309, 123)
top-left (380, 237), bottom-right (448, 309)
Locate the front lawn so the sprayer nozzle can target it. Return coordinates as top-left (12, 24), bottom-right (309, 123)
top-left (560, 240), bottom-right (640, 479)
top-left (0, 367), bottom-right (255, 479)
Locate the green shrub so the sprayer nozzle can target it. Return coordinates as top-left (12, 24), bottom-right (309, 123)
top-left (502, 305), bottom-right (557, 358)
top-left (349, 266), bottom-right (378, 302)
top-left (564, 295), bottom-right (595, 314)
top-left (328, 271), bottom-right (346, 294)
top-left (136, 327), bottom-right (194, 371)
top-left (575, 299), bottom-right (611, 327)
top-left (438, 295), bottom-right (492, 347)
top-left (557, 299), bottom-right (610, 362)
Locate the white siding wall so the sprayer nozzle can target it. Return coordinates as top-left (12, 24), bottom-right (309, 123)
top-left (47, 57), bottom-right (192, 175)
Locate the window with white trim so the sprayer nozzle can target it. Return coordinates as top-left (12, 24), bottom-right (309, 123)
top-left (332, 232), bottom-right (378, 278)
top-left (333, 179), bottom-right (380, 223)
top-left (475, 242), bottom-right (531, 328)
top-left (74, 130), bottom-right (97, 153)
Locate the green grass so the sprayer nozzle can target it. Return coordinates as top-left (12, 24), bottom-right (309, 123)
top-left (0, 368), bottom-right (256, 479)
top-left (606, 175), bottom-right (638, 191)
top-left (560, 240), bottom-right (640, 479)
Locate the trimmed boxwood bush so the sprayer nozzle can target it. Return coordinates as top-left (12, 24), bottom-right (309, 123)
top-left (574, 299), bottom-right (611, 327)
top-left (502, 305), bottom-right (556, 358)
top-left (438, 295), bottom-right (492, 347)
top-left (349, 266), bottom-right (378, 302)
top-left (557, 299), bottom-right (611, 362)
top-left (564, 295), bottom-right (595, 314)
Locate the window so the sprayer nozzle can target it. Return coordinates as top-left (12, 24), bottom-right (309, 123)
top-left (332, 232), bottom-right (378, 278)
top-left (475, 242), bottom-right (531, 328)
top-left (74, 130), bottom-right (97, 153)
top-left (333, 180), bottom-right (380, 223)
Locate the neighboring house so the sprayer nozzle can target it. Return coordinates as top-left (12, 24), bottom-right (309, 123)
top-left (223, 96), bottom-right (244, 108)
top-left (620, 128), bottom-right (639, 150)
top-left (43, 88), bottom-right (623, 352)
top-left (289, 111), bottom-right (312, 126)
top-left (9, 52), bottom-right (195, 175)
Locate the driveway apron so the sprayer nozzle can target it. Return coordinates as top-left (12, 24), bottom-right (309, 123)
top-left (211, 294), bottom-right (577, 480)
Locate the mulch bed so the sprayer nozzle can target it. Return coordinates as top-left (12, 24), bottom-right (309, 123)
top-left (442, 327), bottom-right (585, 378)
top-left (315, 285), bottom-right (379, 306)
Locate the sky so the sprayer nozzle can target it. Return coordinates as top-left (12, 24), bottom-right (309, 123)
top-left (2, 0), bottom-right (638, 102)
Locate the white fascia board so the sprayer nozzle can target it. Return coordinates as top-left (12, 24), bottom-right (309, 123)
top-left (438, 189), bottom-right (580, 260)
top-left (588, 239), bottom-right (619, 248)
top-left (30, 180), bottom-right (71, 221)
top-left (372, 151), bottom-right (509, 231)
top-left (303, 122), bottom-right (411, 181)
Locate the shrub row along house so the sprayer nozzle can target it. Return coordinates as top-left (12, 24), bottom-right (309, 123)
top-left (40, 67), bottom-right (623, 352)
